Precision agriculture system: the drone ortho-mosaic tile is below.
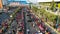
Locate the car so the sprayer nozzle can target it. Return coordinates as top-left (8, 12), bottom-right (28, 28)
top-left (38, 24), bottom-right (44, 31)
top-left (27, 14), bottom-right (30, 16)
top-left (34, 31), bottom-right (43, 34)
top-left (27, 29), bottom-right (30, 32)
top-left (17, 27), bottom-right (24, 34)
top-left (0, 29), bottom-right (2, 34)
top-left (35, 32), bottom-right (43, 34)
top-left (17, 25), bottom-right (23, 31)
top-left (27, 19), bottom-right (32, 22)
top-left (18, 31), bottom-right (24, 34)
top-left (8, 30), bottom-right (13, 34)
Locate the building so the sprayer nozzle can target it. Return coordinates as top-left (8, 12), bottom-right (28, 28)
top-left (2, 0), bottom-right (8, 6)
top-left (0, 0), bottom-right (3, 9)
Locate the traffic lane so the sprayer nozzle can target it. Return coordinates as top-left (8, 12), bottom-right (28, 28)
top-left (15, 9), bottom-right (24, 34)
top-left (15, 8), bottom-right (26, 34)
top-left (10, 20), bottom-right (18, 30)
top-left (0, 12), bottom-right (10, 24)
top-left (0, 7), bottom-right (23, 33)
top-left (34, 17), bottom-right (57, 34)
top-left (26, 11), bottom-right (33, 34)
top-left (4, 9), bottom-right (22, 34)
top-left (45, 24), bottom-right (57, 34)
top-left (26, 11), bottom-right (40, 34)
top-left (26, 15), bottom-right (36, 34)
top-left (4, 20), bottom-right (18, 34)
top-left (0, 12), bottom-right (11, 34)
top-left (22, 7), bottom-right (32, 34)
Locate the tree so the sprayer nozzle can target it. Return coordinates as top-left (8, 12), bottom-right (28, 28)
top-left (50, 0), bottom-right (56, 12)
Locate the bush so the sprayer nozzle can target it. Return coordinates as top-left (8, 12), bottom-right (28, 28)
top-left (32, 6), bottom-right (57, 22)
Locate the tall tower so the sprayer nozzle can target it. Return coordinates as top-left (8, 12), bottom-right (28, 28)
top-left (0, 0), bottom-right (3, 9)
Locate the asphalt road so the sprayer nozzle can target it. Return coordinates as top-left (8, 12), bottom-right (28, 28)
top-left (24, 8), bottom-right (40, 34)
top-left (0, 7), bottom-right (57, 34)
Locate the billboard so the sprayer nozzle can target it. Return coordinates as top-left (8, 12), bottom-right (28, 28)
top-left (0, 0), bottom-right (3, 9)
top-left (8, 0), bottom-right (26, 1)
top-left (8, 0), bottom-right (27, 4)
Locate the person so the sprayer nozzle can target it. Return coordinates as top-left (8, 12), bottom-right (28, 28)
top-left (46, 18), bottom-right (48, 22)
top-left (13, 30), bottom-right (16, 34)
top-left (8, 30), bottom-right (12, 34)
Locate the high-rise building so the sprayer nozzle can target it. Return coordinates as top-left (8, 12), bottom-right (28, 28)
top-left (2, 0), bottom-right (8, 5)
top-left (0, 0), bottom-right (3, 9)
